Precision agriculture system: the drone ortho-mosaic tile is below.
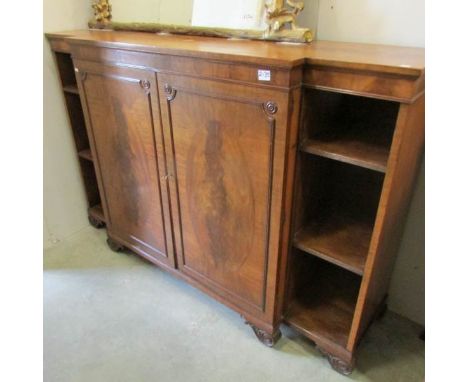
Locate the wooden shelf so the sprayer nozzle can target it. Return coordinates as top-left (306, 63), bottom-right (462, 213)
top-left (299, 88), bottom-right (399, 173)
top-left (301, 137), bottom-right (389, 173)
top-left (78, 148), bottom-right (93, 161)
top-left (88, 204), bottom-right (105, 223)
top-left (293, 215), bottom-right (372, 275)
top-left (63, 84), bottom-right (79, 95)
top-left (284, 260), bottom-right (360, 349)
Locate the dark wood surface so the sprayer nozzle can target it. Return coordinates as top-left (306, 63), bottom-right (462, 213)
top-left (284, 47), bottom-right (421, 372)
top-left (157, 72), bottom-right (290, 318)
top-left (79, 158), bottom-right (101, 209)
top-left (299, 88), bottom-right (398, 173)
top-left (47, 31), bottom-right (425, 375)
top-left (285, 254), bottom-right (360, 353)
top-left (300, 137), bottom-right (388, 173)
top-left (63, 91), bottom-right (89, 152)
top-left (294, 216), bottom-right (371, 275)
top-left (75, 61), bottom-right (175, 267)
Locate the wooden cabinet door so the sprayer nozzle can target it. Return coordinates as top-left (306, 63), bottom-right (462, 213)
top-left (75, 61), bottom-right (174, 267)
top-left (158, 73), bottom-right (289, 318)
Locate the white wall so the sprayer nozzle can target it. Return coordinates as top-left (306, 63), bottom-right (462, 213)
top-left (297, 0), bottom-right (320, 34)
top-left (43, 0), bottom-right (93, 249)
top-left (192, 0), bottom-right (266, 29)
top-left (317, 0), bottom-right (424, 47)
top-left (112, 0), bottom-right (194, 24)
top-left (388, 160), bottom-right (425, 324)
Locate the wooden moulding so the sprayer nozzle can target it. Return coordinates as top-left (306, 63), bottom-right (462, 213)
top-left (88, 21), bottom-right (314, 44)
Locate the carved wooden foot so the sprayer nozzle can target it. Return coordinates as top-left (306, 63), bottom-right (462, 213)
top-left (106, 237), bottom-right (124, 252)
top-left (246, 322), bottom-right (281, 347)
top-left (88, 214), bottom-right (105, 229)
top-left (317, 347), bottom-right (354, 375)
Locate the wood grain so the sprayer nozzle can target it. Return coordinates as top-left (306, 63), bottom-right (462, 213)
top-left (76, 61), bottom-right (175, 267)
top-left (158, 73), bottom-right (289, 315)
top-left (46, 30), bottom-right (424, 76)
top-left (300, 138), bottom-right (388, 173)
top-left (46, 31), bottom-right (425, 373)
top-left (294, 215), bottom-right (371, 275)
top-left (285, 254), bottom-right (360, 355)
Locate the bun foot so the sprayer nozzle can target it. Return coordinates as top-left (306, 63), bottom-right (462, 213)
top-left (88, 214), bottom-right (105, 229)
top-left (246, 322), bottom-right (281, 347)
top-left (106, 237), bottom-right (124, 252)
top-left (317, 347), bottom-right (354, 375)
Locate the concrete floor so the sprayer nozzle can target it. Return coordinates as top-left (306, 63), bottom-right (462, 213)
top-left (44, 227), bottom-right (424, 382)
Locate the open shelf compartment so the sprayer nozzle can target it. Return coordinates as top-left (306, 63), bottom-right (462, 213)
top-left (300, 88), bottom-right (400, 173)
top-left (52, 51), bottom-right (106, 230)
top-left (54, 52), bottom-right (77, 88)
top-left (285, 251), bottom-right (361, 348)
top-left (292, 155), bottom-right (384, 275)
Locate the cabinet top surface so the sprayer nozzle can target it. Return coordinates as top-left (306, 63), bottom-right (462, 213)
top-left (46, 30), bottom-right (425, 77)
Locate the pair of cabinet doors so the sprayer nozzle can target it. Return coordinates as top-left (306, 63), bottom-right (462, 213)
top-left (76, 59), bottom-right (290, 318)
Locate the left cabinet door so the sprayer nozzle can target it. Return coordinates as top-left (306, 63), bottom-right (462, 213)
top-left (75, 60), bottom-right (175, 267)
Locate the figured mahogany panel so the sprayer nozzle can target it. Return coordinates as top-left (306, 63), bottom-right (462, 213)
top-left (158, 74), bottom-right (288, 313)
top-left (76, 62), bottom-right (174, 266)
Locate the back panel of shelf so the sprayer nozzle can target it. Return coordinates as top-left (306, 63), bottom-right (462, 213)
top-left (63, 92), bottom-right (90, 152)
top-left (292, 155), bottom-right (385, 275)
top-left (54, 52), bottom-right (76, 88)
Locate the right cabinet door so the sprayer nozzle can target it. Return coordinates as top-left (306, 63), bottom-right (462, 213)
top-left (158, 73), bottom-right (288, 318)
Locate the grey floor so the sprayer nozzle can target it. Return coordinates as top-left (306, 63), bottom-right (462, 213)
top-left (44, 227), bottom-right (424, 382)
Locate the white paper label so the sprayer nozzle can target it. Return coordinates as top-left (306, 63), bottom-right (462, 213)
top-left (258, 70), bottom-right (271, 81)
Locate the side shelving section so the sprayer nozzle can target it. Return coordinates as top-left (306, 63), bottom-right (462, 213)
top-left (53, 51), bottom-right (106, 229)
top-left (284, 87), bottom-right (402, 369)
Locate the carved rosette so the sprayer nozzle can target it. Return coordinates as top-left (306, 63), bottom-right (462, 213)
top-left (245, 321), bottom-right (281, 347)
top-left (139, 79), bottom-right (151, 94)
top-left (164, 83), bottom-right (177, 101)
top-left (263, 101), bottom-right (278, 116)
top-left (316, 346), bottom-right (354, 375)
top-left (139, 79), bottom-right (150, 90)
